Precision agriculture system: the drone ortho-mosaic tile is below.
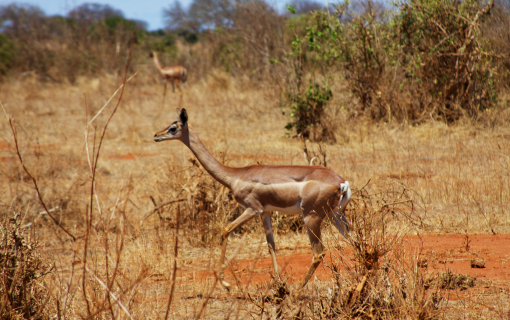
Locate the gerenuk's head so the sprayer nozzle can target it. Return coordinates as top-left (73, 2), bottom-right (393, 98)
top-left (153, 108), bottom-right (188, 142)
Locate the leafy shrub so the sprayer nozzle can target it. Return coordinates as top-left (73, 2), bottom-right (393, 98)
top-left (393, 0), bottom-right (497, 122)
top-left (285, 83), bottom-right (333, 141)
top-left (281, 10), bottom-right (338, 142)
top-left (285, 0), bottom-right (503, 124)
top-left (0, 34), bottom-right (15, 75)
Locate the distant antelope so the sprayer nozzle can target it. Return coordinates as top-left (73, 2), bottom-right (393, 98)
top-left (149, 51), bottom-right (187, 93)
top-left (154, 108), bottom-right (352, 290)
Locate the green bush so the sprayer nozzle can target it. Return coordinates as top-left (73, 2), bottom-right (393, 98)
top-left (0, 34), bottom-right (15, 75)
top-left (393, 0), bottom-right (497, 122)
top-left (284, 0), bottom-right (503, 124)
top-left (285, 82), bottom-right (333, 140)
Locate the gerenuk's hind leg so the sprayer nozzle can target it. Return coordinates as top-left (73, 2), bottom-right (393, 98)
top-left (299, 212), bottom-right (325, 289)
top-left (261, 212), bottom-right (279, 279)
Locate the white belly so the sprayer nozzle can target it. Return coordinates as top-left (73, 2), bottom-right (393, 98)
top-left (264, 202), bottom-right (301, 215)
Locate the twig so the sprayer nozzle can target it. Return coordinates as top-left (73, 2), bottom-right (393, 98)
top-left (107, 186), bottom-right (130, 319)
top-left (348, 271), bottom-right (370, 306)
top-left (62, 250), bottom-right (77, 319)
top-left (225, 234), bottom-right (246, 263)
top-left (83, 31), bottom-right (137, 319)
top-left (460, 0), bottom-right (495, 54)
top-left (88, 33), bottom-right (136, 231)
top-left (85, 266), bottom-right (134, 320)
top-left (84, 96), bottom-right (103, 219)
top-left (380, 199), bottom-right (413, 208)
top-left (30, 294), bottom-right (51, 320)
top-left (88, 73), bottom-right (138, 126)
top-left (353, 178), bottom-right (371, 195)
top-left (1, 102), bottom-right (76, 241)
top-left (164, 205), bottom-right (181, 320)
top-left (81, 203), bottom-right (92, 318)
top-left (194, 275), bottom-right (220, 320)
top-left (194, 239), bottom-right (246, 320)
top-left (39, 206), bottom-right (59, 215)
top-left (143, 197), bottom-right (187, 221)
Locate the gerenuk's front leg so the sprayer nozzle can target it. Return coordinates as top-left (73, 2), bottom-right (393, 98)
top-left (217, 207), bottom-right (258, 289)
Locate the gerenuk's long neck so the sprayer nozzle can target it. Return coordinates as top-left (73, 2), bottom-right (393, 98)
top-left (182, 127), bottom-right (238, 188)
top-left (152, 53), bottom-right (163, 72)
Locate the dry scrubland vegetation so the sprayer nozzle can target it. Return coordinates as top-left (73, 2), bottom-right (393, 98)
top-left (1, 0), bottom-right (510, 318)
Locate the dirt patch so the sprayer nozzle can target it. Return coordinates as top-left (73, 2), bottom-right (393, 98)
top-left (0, 141), bottom-right (11, 150)
top-left (0, 142), bottom-right (58, 151)
top-left (416, 234), bottom-right (510, 280)
top-left (179, 234), bottom-right (510, 286)
top-left (0, 156), bottom-right (16, 163)
top-left (106, 152), bottom-right (156, 160)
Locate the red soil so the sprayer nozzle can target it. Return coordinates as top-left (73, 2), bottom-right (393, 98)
top-left (106, 152), bottom-right (156, 160)
top-left (0, 141), bottom-right (11, 150)
top-left (181, 234), bottom-right (510, 286)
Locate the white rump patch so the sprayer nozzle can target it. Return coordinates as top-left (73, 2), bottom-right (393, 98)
top-left (339, 181), bottom-right (351, 211)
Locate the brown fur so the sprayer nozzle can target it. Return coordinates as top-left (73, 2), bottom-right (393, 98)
top-left (149, 52), bottom-right (187, 92)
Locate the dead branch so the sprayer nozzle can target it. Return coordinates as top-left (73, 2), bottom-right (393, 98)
top-left (164, 205), bottom-right (181, 320)
top-left (143, 197), bottom-right (187, 221)
top-left (1, 102), bottom-right (76, 242)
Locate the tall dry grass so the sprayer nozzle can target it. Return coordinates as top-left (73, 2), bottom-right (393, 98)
top-left (1, 64), bottom-right (510, 318)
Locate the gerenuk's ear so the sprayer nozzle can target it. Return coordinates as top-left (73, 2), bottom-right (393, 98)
top-left (180, 108), bottom-right (188, 126)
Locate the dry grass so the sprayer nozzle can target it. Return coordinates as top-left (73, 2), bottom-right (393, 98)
top-left (1, 65), bottom-right (510, 318)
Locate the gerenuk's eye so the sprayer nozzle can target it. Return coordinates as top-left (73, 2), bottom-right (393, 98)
top-left (169, 127), bottom-right (177, 133)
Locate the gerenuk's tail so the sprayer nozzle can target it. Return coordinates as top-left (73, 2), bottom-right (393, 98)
top-left (328, 180), bottom-right (352, 237)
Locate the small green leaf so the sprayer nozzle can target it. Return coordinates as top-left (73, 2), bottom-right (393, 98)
top-left (286, 4), bottom-right (296, 14)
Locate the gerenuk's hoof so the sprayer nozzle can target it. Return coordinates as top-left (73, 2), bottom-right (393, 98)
top-left (221, 280), bottom-right (231, 292)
